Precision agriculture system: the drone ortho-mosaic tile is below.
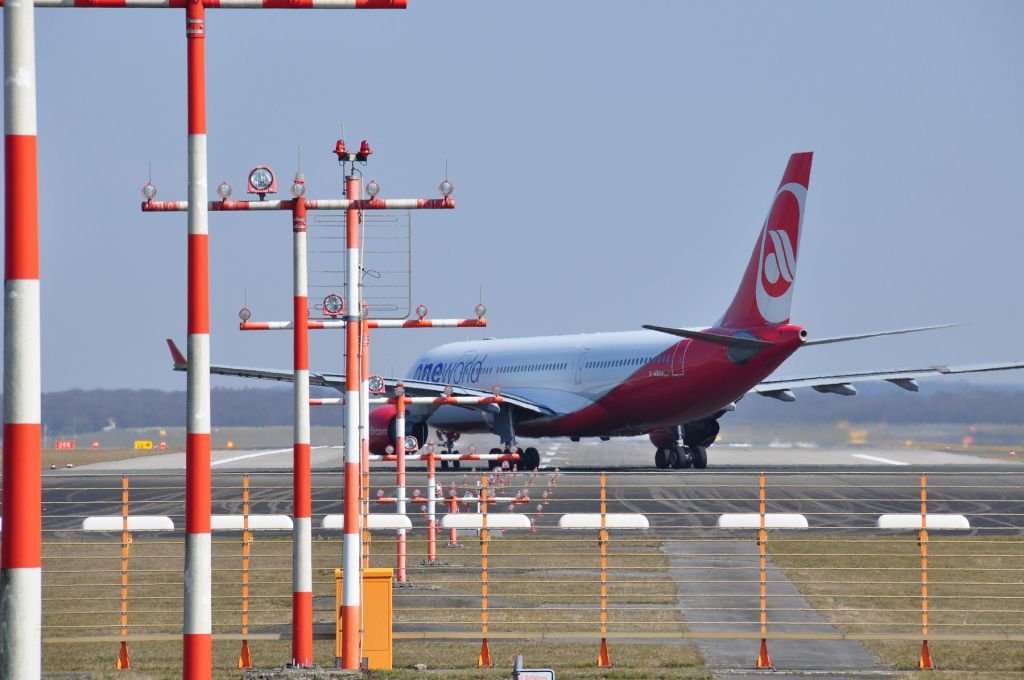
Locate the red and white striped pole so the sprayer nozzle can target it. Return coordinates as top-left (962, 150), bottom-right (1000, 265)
top-left (395, 395), bottom-right (407, 582)
top-left (426, 451), bottom-right (438, 562)
top-left (183, 1), bottom-right (212, 677)
top-left (340, 172), bottom-right (363, 668)
top-left (291, 178), bottom-right (314, 666)
top-left (1, 0), bottom-right (42, 672)
top-left (360, 318), bottom-right (370, 571)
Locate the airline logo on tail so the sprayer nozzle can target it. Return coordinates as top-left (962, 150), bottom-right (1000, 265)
top-left (755, 182), bottom-right (807, 323)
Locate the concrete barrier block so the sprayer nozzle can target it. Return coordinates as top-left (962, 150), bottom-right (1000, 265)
top-left (877, 514), bottom-right (970, 530)
top-left (717, 513), bottom-right (809, 529)
top-left (557, 513), bottom-right (650, 529)
top-left (81, 516), bottom-right (175, 532)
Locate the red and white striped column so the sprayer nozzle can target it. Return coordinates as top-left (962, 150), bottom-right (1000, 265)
top-left (395, 397), bottom-right (407, 582)
top-left (340, 173), bottom-right (363, 668)
top-left (1, 0), bottom-right (42, 675)
top-left (291, 181), bottom-right (314, 666)
top-left (183, 1), bottom-right (212, 677)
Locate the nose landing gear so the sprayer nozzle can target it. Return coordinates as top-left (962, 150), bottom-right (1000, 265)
top-left (437, 431), bottom-right (461, 470)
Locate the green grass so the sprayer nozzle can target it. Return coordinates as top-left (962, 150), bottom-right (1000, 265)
top-left (42, 532), bottom-right (698, 677)
top-left (769, 535), bottom-right (1024, 673)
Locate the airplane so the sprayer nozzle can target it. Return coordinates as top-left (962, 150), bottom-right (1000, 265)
top-left (167, 152), bottom-right (1024, 470)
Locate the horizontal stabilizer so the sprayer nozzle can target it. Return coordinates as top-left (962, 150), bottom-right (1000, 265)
top-left (643, 325), bottom-right (772, 350)
top-left (804, 323), bottom-right (959, 346)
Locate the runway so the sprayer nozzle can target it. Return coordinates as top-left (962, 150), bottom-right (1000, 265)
top-left (60, 436), bottom-right (1022, 474)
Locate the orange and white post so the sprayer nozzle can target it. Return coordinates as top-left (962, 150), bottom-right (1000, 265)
top-left (238, 475), bottom-right (253, 669)
top-left (1, 0), bottom-right (42, 673)
top-left (598, 472), bottom-right (612, 667)
top-left (478, 474), bottom-right (492, 667)
top-left (756, 472), bottom-right (773, 669)
top-left (918, 474), bottom-right (933, 670)
top-left (118, 475), bottom-right (132, 670)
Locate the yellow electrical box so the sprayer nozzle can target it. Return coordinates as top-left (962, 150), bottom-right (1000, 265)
top-left (335, 568), bottom-right (393, 669)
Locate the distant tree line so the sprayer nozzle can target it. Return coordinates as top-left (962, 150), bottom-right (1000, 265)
top-left (0, 382), bottom-right (1020, 436)
top-left (28, 387), bottom-right (342, 434)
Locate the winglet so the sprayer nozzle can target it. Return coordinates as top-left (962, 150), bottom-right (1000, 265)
top-left (166, 339), bottom-right (187, 369)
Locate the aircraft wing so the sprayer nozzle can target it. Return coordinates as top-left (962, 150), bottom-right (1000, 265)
top-left (166, 339), bottom-right (552, 416)
top-left (752, 361), bottom-right (1024, 401)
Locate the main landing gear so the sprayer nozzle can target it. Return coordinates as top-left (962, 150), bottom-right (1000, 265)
top-left (487, 445), bottom-right (540, 471)
top-left (654, 445), bottom-right (708, 470)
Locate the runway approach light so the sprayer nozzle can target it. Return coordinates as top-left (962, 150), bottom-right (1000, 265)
top-left (366, 180), bottom-right (381, 198)
top-left (385, 445), bottom-right (395, 455)
top-left (475, 303), bottom-right (487, 319)
top-left (442, 385), bottom-right (454, 397)
top-left (323, 293), bottom-right (344, 317)
top-left (141, 182), bottom-right (158, 201)
top-left (438, 178), bottom-right (455, 198)
top-left (415, 304), bottom-right (428, 320)
top-left (291, 173), bottom-right (306, 198)
top-left (216, 181), bottom-right (233, 200)
top-left (405, 435), bottom-right (419, 452)
top-left (238, 307), bottom-right (252, 322)
top-left (394, 384), bottom-right (406, 397)
top-left (247, 165), bottom-right (277, 200)
top-left (368, 375), bottom-right (385, 394)
top-left (491, 385), bottom-right (502, 397)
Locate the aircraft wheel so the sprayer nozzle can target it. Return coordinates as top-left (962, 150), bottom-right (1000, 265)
top-left (655, 448), bottom-right (670, 469)
top-left (670, 446), bottom-right (691, 469)
top-left (453, 459), bottom-right (461, 470)
top-left (441, 459), bottom-right (450, 470)
top-left (523, 447), bottom-right (541, 470)
top-left (488, 448), bottom-right (503, 470)
top-left (690, 445), bottom-right (708, 469)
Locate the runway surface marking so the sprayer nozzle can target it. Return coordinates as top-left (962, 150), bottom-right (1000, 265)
top-left (850, 453), bottom-right (909, 466)
top-left (208, 445), bottom-right (328, 468)
top-left (541, 442), bottom-right (561, 465)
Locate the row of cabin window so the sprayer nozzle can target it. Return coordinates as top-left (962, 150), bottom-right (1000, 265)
top-left (483, 362), bottom-right (570, 375)
top-left (586, 357), bottom-right (653, 369)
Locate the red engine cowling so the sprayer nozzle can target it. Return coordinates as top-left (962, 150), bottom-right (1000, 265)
top-left (369, 404), bottom-right (397, 454)
top-left (368, 405), bottom-right (428, 454)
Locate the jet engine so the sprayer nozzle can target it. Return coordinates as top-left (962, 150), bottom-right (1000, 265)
top-left (368, 404), bottom-right (428, 454)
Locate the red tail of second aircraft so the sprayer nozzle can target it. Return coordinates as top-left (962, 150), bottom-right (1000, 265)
top-left (718, 152), bottom-right (813, 329)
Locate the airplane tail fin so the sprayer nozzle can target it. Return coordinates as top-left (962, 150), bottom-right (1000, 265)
top-left (718, 152), bottom-right (813, 329)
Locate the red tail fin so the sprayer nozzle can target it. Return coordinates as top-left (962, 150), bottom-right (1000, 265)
top-left (718, 152), bottom-right (813, 329)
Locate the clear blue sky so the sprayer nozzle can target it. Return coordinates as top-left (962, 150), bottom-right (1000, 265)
top-left (2, 0), bottom-right (1023, 391)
